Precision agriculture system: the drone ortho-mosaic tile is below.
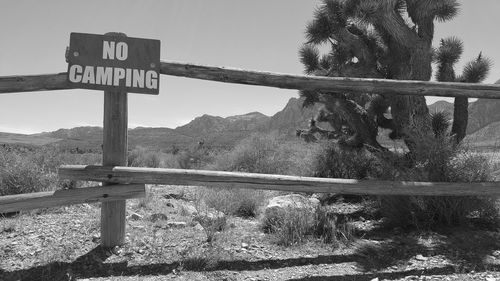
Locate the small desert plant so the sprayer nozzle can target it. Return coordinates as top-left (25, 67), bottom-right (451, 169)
top-left (0, 145), bottom-right (102, 196)
top-left (0, 150), bottom-right (58, 195)
top-left (137, 185), bottom-right (154, 209)
top-left (208, 133), bottom-right (321, 176)
top-left (193, 213), bottom-right (227, 243)
top-left (262, 206), bottom-right (314, 246)
top-left (314, 206), bottom-right (355, 246)
top-left (128, 146), bottom-right (160, 168)
top-left (178, 243), bottom-right (229, 271)
top-left (197, 187), bottom-right (268, 218)
top-left (193, 196), bottom-right (228, 243)
top-left (262, 205), bottom-right (354, 247)
top-left (312, 143), bottom-right (384, 180)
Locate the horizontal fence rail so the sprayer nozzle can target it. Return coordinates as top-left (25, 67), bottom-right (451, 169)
top-left (0, 184), bottom-right (145, 213)
top-left (59, 165), bottom-right (500, 197)
top-left (2, 61), bottom-right (500, 98)
top-left (160, 62), bottom-right (500, 99)
top-left (0, 73), bottom-right (71, 94)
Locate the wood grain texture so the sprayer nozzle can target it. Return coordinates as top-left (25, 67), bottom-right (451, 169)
top-left (101, 55), bottom-right (129, 247)
top-left (2, 62), bottom-right (500, 98)
top-left (160, 61), bottom-right (500, 99)
top-left (0, 73), bottom-right (72, 94)
top-left (59, 165), bottom-right (500, 196)
top-left (0, 184), bottom-right (145, 213)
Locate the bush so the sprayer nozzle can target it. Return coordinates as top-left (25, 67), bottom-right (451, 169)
top-left (314, 206), bottom-right (355, 246)
top-left (200, 133), bottom-right (321, 219)
top-left (309, 133), bottom-right (499, 229)
top-left (128, 146), bottom-right (161, 168)
top-left (193, 213), bottom-right (227, 243)
top-left (312, 143), bottom-right (385, 179)
top-left (262, 205), bottom-right (354, 247)
top-left (207, 133), bottom-right (321, 176)
top-left (378, 137), bottom-right (500, 229)
top-left (262, 206), bottom-right (314, 246)
top-left (177, 145), bottom-right (217, 170)
top-left (0, 145), bottom-right (102, 196)
top-left (0, 147), bottom-right (58, 195)
top-left (198, 187), bottom-right (267, 218)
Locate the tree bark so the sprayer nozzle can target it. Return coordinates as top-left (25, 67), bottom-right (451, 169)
top-left (451, 97), bottom-right (468, 143)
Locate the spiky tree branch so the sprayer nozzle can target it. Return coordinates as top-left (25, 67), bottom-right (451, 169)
top-left (435, 37), bottom-right (491, 143)
top-left (298, 0), bottom-right (460, 152)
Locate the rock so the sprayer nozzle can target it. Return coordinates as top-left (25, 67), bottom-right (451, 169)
top-left (165, 202), bottom-right (174, 208)
top-left (129, 212), bottom-right (143, 220)
top-left (150, 213), bottom-right (168, 222)
top-left (167, 221), bottom-right (187, 228)
top-left (193, 223), bottom-right (205, 232)
top-left (483, 255), bottom-right (496, 264)
top-left (415, 254), bottom-right (428, 261)
top-left (370, 278), bottom-right (379, 281)
top-left (264, 194), bottom-right (320, 222)
top-left (485, 278), bottom-right (497, 281)
top-left (241, 242), bottom-right (249, 249)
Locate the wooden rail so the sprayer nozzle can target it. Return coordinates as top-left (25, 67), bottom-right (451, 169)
top-left (58, 165), bottom-right (500, 196)
top-left (0, 184), bottom-right (145, 213)
top-left (2, 61), bottom-right (500, 98)
top-left (0, 73), bottom-right (70, 94)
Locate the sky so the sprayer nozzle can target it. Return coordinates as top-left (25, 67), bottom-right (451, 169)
top-left (1, 0), bottom-right (499, 134)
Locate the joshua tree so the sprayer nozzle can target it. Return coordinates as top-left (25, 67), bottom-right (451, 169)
top-left (435, 37), bottom-right (491, 143)
top-left (299, 0), bottom-right (462, 151)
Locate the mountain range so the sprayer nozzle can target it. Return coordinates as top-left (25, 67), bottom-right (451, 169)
top-left (2, 97), bottom-right (500, 151)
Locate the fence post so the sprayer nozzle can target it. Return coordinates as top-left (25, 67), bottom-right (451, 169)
top-left (101, 32), bottom-right (128, 247)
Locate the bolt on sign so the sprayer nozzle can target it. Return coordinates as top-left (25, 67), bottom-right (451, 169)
top-left (67, 32), bottom-right (160, 95)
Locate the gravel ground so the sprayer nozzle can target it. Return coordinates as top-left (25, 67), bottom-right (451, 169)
top-left (1, 185), bottom-right (500, 281)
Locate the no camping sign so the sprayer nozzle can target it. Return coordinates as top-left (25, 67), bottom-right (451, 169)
top-left (66, 32), bottom-right (160, 95)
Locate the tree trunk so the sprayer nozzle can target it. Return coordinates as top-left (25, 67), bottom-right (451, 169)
top-left (389, 42), bottom-right (432, 152)
top-left (451, 97), bottom-right (468, 143)
top-left (321, 95), bottom-right (384, 150)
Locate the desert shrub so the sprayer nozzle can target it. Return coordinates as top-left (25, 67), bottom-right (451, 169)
top-left (0, 158), bottom-right (57, 195)
top-left (178, 243), bottom-right (229, 271)
top-left (0, 147), bottom-right (58, 195)
top-left (159, 152), bottom-right (181, 168)
top-left (312, 143), bottom-right (386, 179)
top-left (176, 145), bottom-right (217, 170)
top-left (262, 206), bottom-right (313, 246)
top-left (314, 206), bottom-right (355, 246)
top-left (308, 132), bottom-right (499, 229)
top-left (193, 193), bottom-right (229, 242)
top-left (193, 213), bottom-right (227, 243)
top-left (207, 133), bottom-right (321, 176)
top-left (198, 187), bottom-right (267, 218)
top-left (378, 137), bottom-right (500, 229)
top-left (200, 133), bottom-right (320, 219)
top-left (0, 145), bottom-right (102, 195)
top-left (128, 146), bottom-right (160, 168)
top-left (262, 205), bottom-right (354, 247)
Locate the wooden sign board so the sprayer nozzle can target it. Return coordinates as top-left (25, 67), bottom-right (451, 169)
top-left (67, 32), bottom-right (160, 95)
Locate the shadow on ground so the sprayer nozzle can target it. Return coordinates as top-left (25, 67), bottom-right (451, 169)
top-left (2, 231), bottom-right (500, 281)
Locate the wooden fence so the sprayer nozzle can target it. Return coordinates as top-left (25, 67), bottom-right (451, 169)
top-left (1, 60), bottom-right (500, 247)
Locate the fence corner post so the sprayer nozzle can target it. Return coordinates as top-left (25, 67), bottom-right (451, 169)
top-left (101, 32), bottom-right (128, 248)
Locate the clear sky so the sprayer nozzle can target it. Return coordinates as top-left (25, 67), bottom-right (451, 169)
top-left (1, 0), bottom-right (499, 134)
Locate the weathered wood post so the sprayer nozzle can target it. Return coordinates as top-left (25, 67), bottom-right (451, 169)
top-left (65, 31), bottom-right (160, 247)
top-left (101, 32), bottom-right (128, 247)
